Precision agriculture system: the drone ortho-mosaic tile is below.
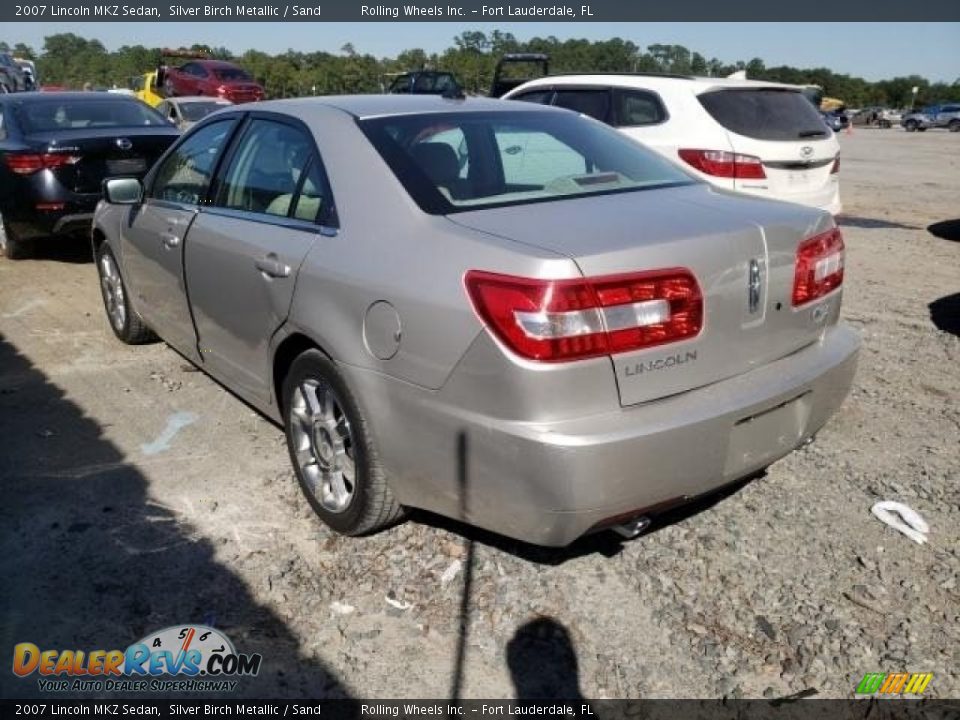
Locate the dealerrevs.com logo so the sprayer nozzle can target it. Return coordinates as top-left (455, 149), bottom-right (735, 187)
top-left (13, 625), bottom-right (262, 693)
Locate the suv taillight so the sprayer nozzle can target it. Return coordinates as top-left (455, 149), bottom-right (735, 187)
top-left (793, 228), bottom-right (845, 307)
top-left (464, 269), bottom-right (703, 362)
top-left (678, 149), bottom-right (766, 179)
top-left (4, 152), bottom-right (80, 175)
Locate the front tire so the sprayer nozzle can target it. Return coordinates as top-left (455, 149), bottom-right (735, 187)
top-left (95, 244), bottom-right (156, 344)
top-left (949, 120), bottom-right (960, 133)
top-left (282, 350), bottom-right (403, 536)
top-left (0, 212), bottom-right (29, 260)
top-left (904, 119), bottom-right (918, 132)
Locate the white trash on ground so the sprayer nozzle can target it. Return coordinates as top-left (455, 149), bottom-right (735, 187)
top-left (870, 501), bottom-right (930, 545)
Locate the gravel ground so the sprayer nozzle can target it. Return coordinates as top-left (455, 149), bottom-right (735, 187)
top-left (0, 127), bottom-right (957, 700)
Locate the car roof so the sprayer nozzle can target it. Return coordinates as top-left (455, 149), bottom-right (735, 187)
top-left (511, 73), bottom-right (804, 94)
top-left (192, 59), bottom-right (245, 69)
top-left (245, 94), bottom-right (556, 119)
top-left (164, 96), bottom-right (232, 104)
top-left (0, 91), bottom-right (143, 103)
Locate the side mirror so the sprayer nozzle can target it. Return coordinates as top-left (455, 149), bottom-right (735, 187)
top-left (103, 177), bottom-right (143, 205)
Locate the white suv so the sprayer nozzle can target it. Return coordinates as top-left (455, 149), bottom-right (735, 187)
top-left (503, 74), bottom-right (841, 215)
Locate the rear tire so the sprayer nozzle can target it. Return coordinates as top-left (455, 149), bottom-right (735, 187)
top-left (0, 212), bottom-right (30, 260)
top-left (95, 244), bottom-right (156, 344)
top-left (904, 119), bottom-right (918, 132)
top-left (949, 120), bottom-right (960, 133)
top-left (282, 349), bottom-right (404, 536)
top-left (879, 119), bottom-right (891, 129)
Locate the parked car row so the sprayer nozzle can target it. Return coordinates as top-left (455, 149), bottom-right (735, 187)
top-left (0, 77), bottom-right (860, 546)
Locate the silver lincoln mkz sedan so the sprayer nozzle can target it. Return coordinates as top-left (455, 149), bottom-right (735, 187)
top-left (93, 96), bottom-right (859, 546)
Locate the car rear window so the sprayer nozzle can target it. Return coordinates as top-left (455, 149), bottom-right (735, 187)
top-left (359, 110), bottom-right (694, 214)
top-left (179, 101), bottom-right (230, 122)
top-left (17, 98), bottom-right (167, 132)
top-left (698, 88), bottom-right (829, 141)
top-left (214, 68), bottom-right (252, 82)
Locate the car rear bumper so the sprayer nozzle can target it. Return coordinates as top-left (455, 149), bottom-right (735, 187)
top-left (348, 323), bottom-right (861, 546)
top-left (5, 204), bottom-right (97, 240)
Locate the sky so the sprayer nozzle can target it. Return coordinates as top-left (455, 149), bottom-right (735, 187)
top-left (8, 22), bottom-right (960, 83)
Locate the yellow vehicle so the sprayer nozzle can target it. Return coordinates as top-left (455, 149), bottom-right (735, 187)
top-left (131, 71), bottom-right (164, 107)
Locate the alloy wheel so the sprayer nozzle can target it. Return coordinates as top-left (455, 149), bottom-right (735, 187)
top-left (289, 378), bottom-right (356, 513)
top-left (99, 251), bottom-right (127, 332)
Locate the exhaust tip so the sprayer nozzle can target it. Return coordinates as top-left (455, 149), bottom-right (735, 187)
top-left (611, 516), bottom-right (651, 539)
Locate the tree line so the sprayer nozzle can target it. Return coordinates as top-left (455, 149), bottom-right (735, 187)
top-left (3, 31), bottom-right (959, 108)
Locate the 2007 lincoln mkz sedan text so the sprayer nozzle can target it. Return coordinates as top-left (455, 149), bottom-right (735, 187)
top-left (92, 95), bottom-right (860, 546)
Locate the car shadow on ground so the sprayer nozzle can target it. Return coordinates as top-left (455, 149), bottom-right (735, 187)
top-left (22, 237), bottom-right (94, 264)
top-left (929, 293), bottom-right (960, 337)
top-left (0, 335), bottom-right (353, 700)
top-left (927, 219), bottom-right (960, 242)
top-left (838, 216), bottom-right (920, 231)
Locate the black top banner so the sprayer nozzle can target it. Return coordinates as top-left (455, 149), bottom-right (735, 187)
top-left (2, 0), bottom-right (959, 22)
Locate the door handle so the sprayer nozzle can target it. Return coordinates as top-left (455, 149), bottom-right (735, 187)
top-left (160, 232), bottom-right (180, 249)
top-left (255, 254), bottom-right (290, 279)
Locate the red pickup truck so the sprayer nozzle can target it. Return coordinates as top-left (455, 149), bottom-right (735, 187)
top-left (160, 59), bottom-right (265, 104)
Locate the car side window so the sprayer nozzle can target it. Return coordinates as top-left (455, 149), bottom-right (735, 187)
top-left (510, 89), bottom-right (553, 105)
top-left (149, 119), bottom-right (234, 205)
top-left (290, 159), bottom-right (335, 224)
top-left (552, 89), bottom-right (612, 124)
top-left (614, 89), bottom-right (667, 127)
top-left (215, 118), bottom-right (315, 217)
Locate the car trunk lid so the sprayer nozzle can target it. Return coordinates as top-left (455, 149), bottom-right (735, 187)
top-left (450, 184), bottom-right (835, 405)
top-left (25, 128), bottom-right (177, 193)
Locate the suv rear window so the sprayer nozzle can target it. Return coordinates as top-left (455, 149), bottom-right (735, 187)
top-left (698, 89), bottom-right (828, 141)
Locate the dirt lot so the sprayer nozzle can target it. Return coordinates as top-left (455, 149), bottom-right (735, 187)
top-left (1, 127), bottom-right (957, 701)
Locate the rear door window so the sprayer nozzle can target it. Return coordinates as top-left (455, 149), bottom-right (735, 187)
top-left (698, 89), bottom-right (829, 141)
top-left (215, 118), bottom-right (313, 216)
top-left (553, 89), bottom-right (612, 124)
top-left (614, 89), bottom-right (667, 127)
top-left (212, 117), bottom-right (336, 225)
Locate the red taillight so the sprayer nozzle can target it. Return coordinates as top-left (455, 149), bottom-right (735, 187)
top-left (792, 228), bottom-right (845, 307)
top-left (831, 154), bottom-right (840, 174)
top-left (464, 269), bottom-right (703, 362)
top-left (4, 152), bottom-right (80, 175)
top-left (678, 149), bottom-right (766, 179)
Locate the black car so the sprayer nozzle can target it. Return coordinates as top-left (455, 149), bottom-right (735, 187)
top-left (0, 92), bottom-right (179, 259)
top-left (385, 71), bottom-right (462, 96)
